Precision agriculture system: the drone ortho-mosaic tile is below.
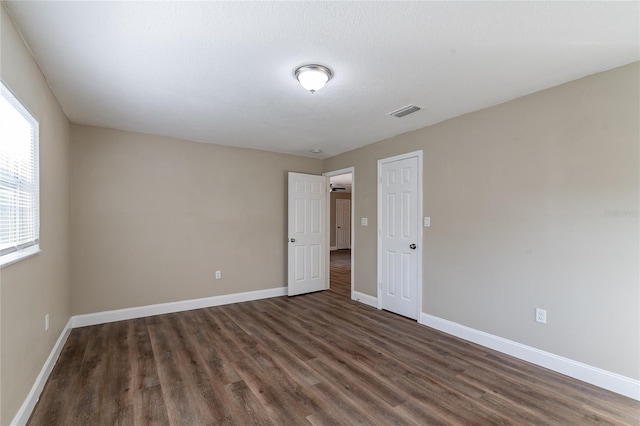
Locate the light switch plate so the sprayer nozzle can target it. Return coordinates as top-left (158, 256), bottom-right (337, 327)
top-left (424, 217), bottom-right (431, 227)
top-left (361, 217), bottom-right (368, 226)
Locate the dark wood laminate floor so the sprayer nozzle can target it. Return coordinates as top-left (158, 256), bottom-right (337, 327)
top-left (29, 249), bottom-right (639, 425)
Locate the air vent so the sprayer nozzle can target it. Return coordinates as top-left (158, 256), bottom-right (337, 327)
top-left (388, 105), bottom-right (421, 118)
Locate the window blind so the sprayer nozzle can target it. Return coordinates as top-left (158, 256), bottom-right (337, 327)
top-left (0, 82), bottom-right (39, 258)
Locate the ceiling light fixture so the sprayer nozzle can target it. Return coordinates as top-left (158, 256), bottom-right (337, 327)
top-left (295, 64), bottom-right (333, 93)
top-left (309, 148), bottom-right (322, 154)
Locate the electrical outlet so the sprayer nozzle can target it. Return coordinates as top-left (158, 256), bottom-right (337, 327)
top-left (535, 308), bottom-right (547, 324)
top-left (215, 270), bottom-right (221, 279)
top-left (45, 314), bottom-right (49, 331)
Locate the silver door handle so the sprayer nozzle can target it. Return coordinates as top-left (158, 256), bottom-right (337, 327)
top-left (290, 238), bottom-right (296, 242)
top-left (410, 244), bottom-right (416, 249)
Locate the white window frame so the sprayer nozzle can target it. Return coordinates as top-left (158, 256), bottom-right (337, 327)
top-left (0, 81), bottom-right (41, 268)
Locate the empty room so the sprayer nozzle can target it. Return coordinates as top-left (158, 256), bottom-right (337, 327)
top-left (1, 1), bottom-right (639, 425)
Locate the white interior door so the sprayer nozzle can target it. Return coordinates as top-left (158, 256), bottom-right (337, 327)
top-left (378, 153), bottom-right (421, 319)
top-left (336, 199), bottom-right (351, 249)
top-left (288, 172), bottom-right (328, 296)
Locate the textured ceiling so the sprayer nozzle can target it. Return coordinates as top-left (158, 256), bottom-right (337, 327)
top-left (4, 1), bottom-right (639, 158)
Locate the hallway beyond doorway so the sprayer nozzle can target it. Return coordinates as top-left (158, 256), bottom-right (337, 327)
top-left (330, 249), bottom-right (350, 299)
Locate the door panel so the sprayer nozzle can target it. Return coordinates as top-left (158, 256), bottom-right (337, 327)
top-left (288, 172), bottom-right (328, 296)
top-left (379, 156), bottom-right (420, 319)
top-left (336, 198), bottom-right (351, 249)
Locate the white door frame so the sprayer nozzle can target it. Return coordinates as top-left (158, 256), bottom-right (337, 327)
top-left (323, 167), bottom-right (355, 300)
top-left (377, 151), bottom-right (423, 320)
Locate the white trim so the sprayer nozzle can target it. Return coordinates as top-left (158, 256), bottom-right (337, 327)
top-left (419, 312), bottom-right (640, 401)
top-left (352, 291), bottom-right (378, 308)
top-left (1, 82), bottom-right (41, 272)
top-left (0, 246), bottom-right (41, 268)
top-left (377, 151), bottom-right (423, 320)
top-left (329, 246), bottom-right (338, 251)
top-left (72, 287), bottom-right (287, 328)
top-left (11, 318), bottom-right (73, 426)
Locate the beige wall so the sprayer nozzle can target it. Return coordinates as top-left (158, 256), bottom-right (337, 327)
top-left (0, 6), bottom-right (71, 424)
top-left (330, 192), bottom-right (351, 247)
top-left (323, 62), bottom-right (640, 380)
top-left (70, 125), bottom-right (321, 315)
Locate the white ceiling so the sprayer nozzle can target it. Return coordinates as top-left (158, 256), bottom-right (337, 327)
top-left (4, 1), bottom-right (639, 159)
top-left (330, 173), bottom-right (352, 193)
top-left (330, 173), bottom-right (352, 187)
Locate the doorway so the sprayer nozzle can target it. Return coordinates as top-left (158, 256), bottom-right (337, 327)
top-left (324, 168), bottom-right (354, 300)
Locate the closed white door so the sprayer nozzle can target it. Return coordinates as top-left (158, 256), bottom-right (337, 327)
top-left (378, 153), bottom-right (421, 319)
top-left (288, 172), bottom-right (328, 296)
top-left (336, 199), bottom-right (351, 249)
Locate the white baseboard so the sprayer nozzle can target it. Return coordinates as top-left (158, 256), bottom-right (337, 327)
top-left (330, 246), bottom-right (338, 251)
top-left (72, 286), bottom-right (287, 328)
top-left (11, 318), bottom-right (73, 426)
top-left (352, 291), bottom-right (378, 308)
top-left (419, 312), bottom-right (640, 401)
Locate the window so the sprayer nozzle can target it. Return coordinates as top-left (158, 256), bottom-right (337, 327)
top-left (0, 82), bottom-right (40, 267)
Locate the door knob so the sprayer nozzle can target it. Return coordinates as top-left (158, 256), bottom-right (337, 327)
top-left (410, 243), bottom-right (416, 249)
top-left (290, 238), bottom-right (296, 242)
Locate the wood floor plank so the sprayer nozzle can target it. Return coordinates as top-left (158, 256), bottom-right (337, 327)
top-left (139, 384), bottom-right (170, 425)
top-left (225, 380), bottom-right (274, 426)
top-left (99, 321), bottom-right (133, 425)
top-left (28, 250), bottom-right (640, 425)
top-left (73, 324), bottom-right (111, 425)
top-left (226, 303), bottom-right (322, 386)
top-left (200, 309), bottom-right (319, 425)
top-left (305, 381), bottom-right (381, 426)
top-left (305, 358), bottom-right (413, 425)
top-left (26, 328), bottom-right (85, 425)
top-left (148, 318), bottom-right (214, 425)
top-left (129, 319), bottom-right (164, 424)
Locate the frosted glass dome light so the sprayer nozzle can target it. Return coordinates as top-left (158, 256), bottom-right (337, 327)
top-left (295, 64), bottom-right (333, 93)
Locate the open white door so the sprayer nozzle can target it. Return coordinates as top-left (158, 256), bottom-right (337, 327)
top-left (288, 172), bottom-right (329, 296)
